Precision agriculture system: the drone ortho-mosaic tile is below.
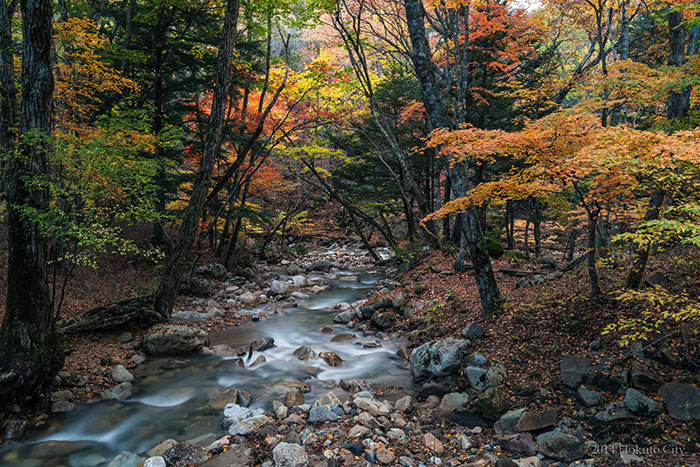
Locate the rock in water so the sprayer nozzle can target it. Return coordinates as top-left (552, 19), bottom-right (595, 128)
top-left (409, 338), bottom-right (470, 382)
top-left (144, 457), bottom-right (166, 467)
top-left (273, 442), bottom-right (309, 467)
top-left (101, 382), bottom-right (133, 401)
top-left (658, 382), bottom-right (700, 421)
top-left (143, 325), bottom-right (209, 355)
top-left (162, 442), bottom-right (208, 467)
top-left (107, 451), bottom-right (144, 467)
top-left (333, 311), bottom-right (352, 324)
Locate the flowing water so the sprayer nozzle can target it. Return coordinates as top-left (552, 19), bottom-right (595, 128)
top-left (0, 264), bottom-right (412, 466)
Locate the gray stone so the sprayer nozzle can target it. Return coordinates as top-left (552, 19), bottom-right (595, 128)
top-left (269, 280), bottom-right (287, 296)
top-left (51, 390), bottom-right (75, 403)
top-left (486, 364), bottom-right (508, 387)
top-left (561, 355), bottom-right (592, 388)
top-left (144, 457), bottom-right (166, 467)
top-left (112, 365), bottom-right (134, 383)
top-left (239, 292), bottom-right (258, 306)
top-left (101, 382), bottom-right (132, 401)
top-left (143, 325), bottom-right (209, 355)
top-left (496, 433), bottom-right (536, 456)
top-left (251, 336), bottom-right (275, 351)
top-left (117, 332), bottom-right (133, 343)
top-left (462, 323), bottom-right (486, 340)
top-left (494, 408), bottom-right (526, 434)
top-left (576, 385), bottom-right (607, 407)
top-left (273, 442), bottom-right (309, 467)
top-left (354, 397), bottom-right (390, 416)
top-left (51, 400), bottom-right (75, 413)
top-left (333, 311), bottom-right (352, 324)
top-left (624, 388), bottom-right (663, 417)
top-left (659, 382), bottom-right (700, 421)
top-left (473, 387), bottom-right (511, 421)
top-left (410, 338), bottom-right (470, 382)
top-left (292, 345), bottom-right (316, 360)
top-left (292, 275), bottom-right (307, 287)
top-left (394, 395), bottom-right (412, 413)
top-left (392, 292), bottom-right (406, 308)
top-left (308, 406), bottom-right (338, 424)
top-left (371, 311), bottom-right (396, 330)
top-left (438, 393), bottom-right (469, 413)
top-left (515, 408), bottom-right (558, 432)
top-left (595, 401), bottom-right (634, 422)
top-left (467, 352), bottom-right (488, 367)
top-left (466, 366), bottom-right (487, 390)
top-left (130, 354), bottom-right (146, 365)
top-left (535, 430), bottom-right (584, 462)
top-left (162, 442), bottom-right (208, 467)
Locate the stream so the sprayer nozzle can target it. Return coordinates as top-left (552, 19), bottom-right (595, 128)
top-left (0, 263), bottom-right (412, 466)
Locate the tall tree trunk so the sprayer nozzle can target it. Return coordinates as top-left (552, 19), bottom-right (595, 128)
top-left (153, 0), bottom-right (240, 318)
top-left (403, 0), bottom-right (500, 316)
top-left (626, 12), bottom-right (686, 288)
top-left (0, 0), bottom-right (64, 400)
top-left (587, 212), bottom-right (601, 297)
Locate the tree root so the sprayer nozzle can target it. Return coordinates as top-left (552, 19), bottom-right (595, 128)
top-left (59, 295), bottom-right (165, 334)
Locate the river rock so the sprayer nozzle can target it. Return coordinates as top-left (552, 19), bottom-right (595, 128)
top-left (269, 280), bottom-right (287, 296)
top-left (252, 336), bottom-right (275, 351)
top-left (112, 365), bottom-right (134, 383)
top-left (623, 388), bottom-right (662, 417)
top-left (147, 440), bottom-right (178, 457)
top-left (576, 385), bottom-right (607, 407)
top-left (293, 345), bottom-right (316, 360)
top-left (273, 442), bottom-right (308, 467)
top-left (292, 275), bottom-right (307, 287)
top-left (319, 351), bottom-right (343, 366)
top-left (410, 338), bottom-right (470, 382)
top-left (438, 393), bottom-right (469, 414)
top-left (392, 292), bottom-right (406, 308)
top-left (287, 264), bottom-right (303, 275)
top-left (333, 311), bottom-right (353, 324)
top-left (162, 442), bottom-right (208, 467)
top-left (317, 391), bottom-right (343, 408)
top-left (595, 401), bottom-right (634, 422)
top-left (658, 382), bottom-right (700, 421)
top-left (423, 432), bottom-right (444, 453)
top-left (308, 406), bottom-right (339, 424)
top-left (223, 404), bottom-right (270, 435)
top-left (496, 433), bottom-right (537, 456)
top-left (51, 390), bottom-right (75, 403)
top-left (51, 400), bottom-right (75, 413)
top-left (515, 408), bottom-right (558, 432)
top-left (462, 323), bottom-right (486, 340)
top-left (206, 387), bottom-right (252, 410)
top-left (101, 382), bottom-right (132, 401)
top-left (107, 451), bottom-right (143, 467)
top-left (394, 395), bottom-right (412, 413)
top-left (144, 457), bottom-right (166, 467)
top-left (340, 378), bottom-right (371, 393)
top-left (354, 397), bottom-right (390, 416)
top-left (494, 408), bottom-right (526, 434)
top-left (239, 292), bottom-right (258, 306)
top-left (143, 325), bottom-right (209, 355)
top-left (330, 333), bottom-right (355, 343)
top-left (371, 311), bottom-right (396, 330)
top-left (376, 447), bottom-right (395, 465)
top-left (291, 292), bottom-right (309, 300)
top-left (486, 364), bottom-right (508, 387)
top-left (466, 366), bottom-right (487, 390)
top-left (535, 430), bottom-right (584, 462)
top-left (473, 387), bottom-right (510, 421)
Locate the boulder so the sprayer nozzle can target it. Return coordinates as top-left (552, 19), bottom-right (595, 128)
top-left (359, 298), bottom-right (393, 319)
top-left (101, 382), bottom-right (132, 401)
top-left (473, 387), bottom-right (510, 421)
top-left (560, 355), bottom-right (592, 388)
top-left (111, 365), bottom-right (134, 383)
top-left (466, 367), bottom-right (488, 390)
top-left (438, 393), bottom-right (469, 414)
top-left (535, 431), bottom-right (584, 462)
top-left (410, 338), bottom-right (470, 382)
top-left (623, 388), bottom-right (663, 417)
top-left (658, 382), bottom-right (700, 421)
top-left (486, 364), bottom-right (508, 387)
top-left (495, 433), bottom-right (537, 456)
top-left (292, 345), bottom-right (316, 360)
top-left (595, 401), bottom-right (634, 422)
top-left (333, 311), bottom-right (352, 324)
top-left (51, 400), bottom-right (75, 413)
top-left (162, 442), bottom-right (208, 467)
top-left (494, 408), bottom-right (526, 434)
top-left (238, 292), bottom-right (258, 306)
top-left (251, 336), bottom-right (275, 351)
top-left (292, 275), bottom-right (307, 287)
top-left (287, 264), bottom-right (303, 275)
top-left (319, 352), bottom-right (343, 367)
top-left (515, 408), bottom-right (558, 432)
top-left (392, 292), bottom-right (406, 308)
top-left (273, 442), bottom-right (309, 467)
top-left (462, 323), bottom-right (486, 340)
top-left (269, 280), bottom-right (288, 296)
top-left (309, 260), bottom-right (332, 271)
top-left (576, 385), bottom-right (607, 407)
top-left (143, 325), bottom-right (209, 355)
top-left (308, 406), bottom-right (339, 424)
top-left (330, 333), bottom-right (355, 343)
top-left (371, 312), bottom-right (396, 330)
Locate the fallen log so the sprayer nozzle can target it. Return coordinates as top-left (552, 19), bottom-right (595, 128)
top-left (60, 295), bottom-right (163, 334)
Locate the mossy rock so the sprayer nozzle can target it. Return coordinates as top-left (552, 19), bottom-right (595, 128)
top-left (484, 237), bottom-right (504, 259)
top-left (504, 249), bottom-right (528, 261)
top-left (473, 387), bottom-right (510, 421)
top-left (414, 284), bottom-right (426, 295)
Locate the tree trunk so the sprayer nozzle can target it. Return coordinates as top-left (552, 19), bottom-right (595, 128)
top-left (403, 0), bottom-right (500, 316)
top-left (625, 190), bottom-right (664, 289)
top-left (587, 212), bottom-right (601, 297)
top-left (0, 0), bottom-right (64, 401)
top-left (153, 0), bottom-right (240, 318)
top-left (667, 11), bottom-right (687, 118)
